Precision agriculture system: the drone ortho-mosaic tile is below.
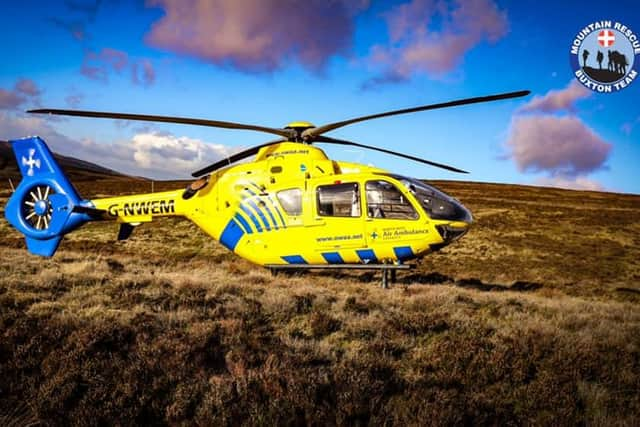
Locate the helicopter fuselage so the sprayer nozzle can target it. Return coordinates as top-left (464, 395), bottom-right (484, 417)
top-left (91, 142), bottom-right (473, 266)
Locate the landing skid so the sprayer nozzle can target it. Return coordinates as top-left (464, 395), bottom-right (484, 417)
top-left (265, 263), bottom-right (414, 288)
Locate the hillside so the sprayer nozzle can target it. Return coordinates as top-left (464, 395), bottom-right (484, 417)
top-left (0, 175), bottom-right (639, 425)
top-left (0, 140), bottom-right (132, 182)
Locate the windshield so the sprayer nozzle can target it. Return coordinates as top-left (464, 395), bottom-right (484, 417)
top-left (390, 175), bottom-right (472, 222)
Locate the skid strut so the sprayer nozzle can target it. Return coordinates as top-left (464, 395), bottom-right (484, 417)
top-left (266, 263), bottom-right (413, 288)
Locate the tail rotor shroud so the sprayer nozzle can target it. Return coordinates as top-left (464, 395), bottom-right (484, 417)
top-left (4, 136), bottom-right (97, 256)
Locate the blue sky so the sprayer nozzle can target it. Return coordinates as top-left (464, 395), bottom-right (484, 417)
top-left (0, 0), bottom-right (638, 193)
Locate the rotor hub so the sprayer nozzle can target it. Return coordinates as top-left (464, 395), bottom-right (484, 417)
top-left (34, 199), bottom-right (48, 216)
top-left (284, 121), bottom-right (314, 129)
top-left (284, 121), bottom-right (315, 142)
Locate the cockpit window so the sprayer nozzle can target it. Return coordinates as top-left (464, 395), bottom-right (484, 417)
top-left (365, 180), bottom-right (418, 219)
top-left (390, 175), bottom-right (472, 222)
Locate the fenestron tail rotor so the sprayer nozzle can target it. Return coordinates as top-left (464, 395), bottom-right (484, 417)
top-left (22, 185), bottom-right (55, 230)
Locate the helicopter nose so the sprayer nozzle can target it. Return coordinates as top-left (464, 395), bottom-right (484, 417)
top-left (458, 201), bottom-right (473, 225)
top-left (430, 222), bottom-right (470, 252)
top-left (431, 201), bottom-right (472, 250)
top-left (435, 223), bottom-right (470, 243)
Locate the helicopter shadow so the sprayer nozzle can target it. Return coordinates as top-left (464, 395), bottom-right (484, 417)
top-left (400, 273), bottom-right (542, 292)
top-left (314, 270), bottom-right (543, 292)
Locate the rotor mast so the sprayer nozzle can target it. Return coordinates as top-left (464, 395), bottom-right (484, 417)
top-left (284, 121), bottom-right (315, 142)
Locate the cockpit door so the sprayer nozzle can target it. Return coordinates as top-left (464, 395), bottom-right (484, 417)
top-left (310, 181), bottom-right (366, 250)
top-left (363, 179), bottom-right (423, 247)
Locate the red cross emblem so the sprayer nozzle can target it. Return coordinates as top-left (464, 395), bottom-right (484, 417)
top-left (597, 30), bottom-right (615, 47)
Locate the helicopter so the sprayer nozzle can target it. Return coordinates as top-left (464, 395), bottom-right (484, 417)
top-left (4, 90), bottom-right (529, 287)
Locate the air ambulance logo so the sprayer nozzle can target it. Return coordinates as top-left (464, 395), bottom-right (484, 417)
top-left (570, 20), bottom-right (639, 92)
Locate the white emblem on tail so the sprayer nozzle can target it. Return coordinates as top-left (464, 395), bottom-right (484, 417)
top-left (22, 149), bottom-right (41, 176)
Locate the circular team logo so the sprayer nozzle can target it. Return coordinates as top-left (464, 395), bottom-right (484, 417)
top-left (570, 20), bottom-right (639, 92)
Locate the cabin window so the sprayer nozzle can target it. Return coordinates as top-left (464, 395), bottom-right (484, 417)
top-left (317, 183), bottom-right (361, 217)
top-left (365, 180), bottom-right (418, 219)
top-left (277, 188), bottom-right (302, 215)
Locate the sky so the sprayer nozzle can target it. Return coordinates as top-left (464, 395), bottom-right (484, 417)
top-left (0, 0), bottom-right (638, 194)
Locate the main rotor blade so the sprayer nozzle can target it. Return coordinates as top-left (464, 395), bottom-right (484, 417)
top-left (192, 139), bottom-right (285, 177)
top-left (314, 136), bottom-right (468, 174)
top-left (303, 90), bottom-right (530, 140)
top-left (28, 109), bottom-right (294, 139)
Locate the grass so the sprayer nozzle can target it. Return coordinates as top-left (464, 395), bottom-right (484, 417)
top-left (0, 177), bottom-right (639, 425)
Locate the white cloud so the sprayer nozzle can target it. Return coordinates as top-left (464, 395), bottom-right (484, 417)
top-left (129, 132), bottom-right (230, 177)
top-left (504, 80), bottom-right (614, 193)
top-left (534, 175), bottom-right (605, 192)
top-left (518, 80), bottom-right (591, 114)
top-left (0, 111), bottom-right (233, 180)
top-left (506, 115), bottom-right (611, 177)
top-left (145, 0), bottom-right (367, 72)
top-left (0, 78), bottom-right (42, 110)
top-left (366, 0), bottom-right (507, 85)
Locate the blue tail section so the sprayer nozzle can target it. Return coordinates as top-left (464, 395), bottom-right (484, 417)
top-left (4, 136), bottom-right (95, 256)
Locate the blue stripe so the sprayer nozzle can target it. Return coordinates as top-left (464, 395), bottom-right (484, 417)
top-left (234, 213), bottom-right (252, 234)
top-left (393, 246), bottom-right (414, 261)
top-left (356, 249), bottom-right (378, 263)
top-left (322, 252), bottom-right (344, 264)
top-left (262, 203), bottom-right (279, 230)
top-left (245, 199), bottom-right (271, 231)
top-left (269, 197), bottom-right (287, 228)
top-left (245, 187), bottom-right (280, 230)
top-left (256, 198), bottom-right (279, 230)
top-left (240, 204), bottom-right (262, 232)
top-left (282, 255), bottom-right (307, 264)
top-left (219, 219), bottom-right (244, 251)
top-left (246, 183), bottom-right (287, 229)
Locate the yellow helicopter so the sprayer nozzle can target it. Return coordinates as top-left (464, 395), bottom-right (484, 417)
top-left (5, 90), bottom-right (529, 286)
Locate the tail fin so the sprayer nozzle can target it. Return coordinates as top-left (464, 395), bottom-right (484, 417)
top-left (4, 136), bottom-right (96, 256)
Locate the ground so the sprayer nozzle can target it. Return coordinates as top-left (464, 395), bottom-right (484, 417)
top-left (1, 175), bottom-right (639, 425)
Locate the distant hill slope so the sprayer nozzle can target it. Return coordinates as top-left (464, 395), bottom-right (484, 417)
top-left (0, 140), bottom-right (130, 181)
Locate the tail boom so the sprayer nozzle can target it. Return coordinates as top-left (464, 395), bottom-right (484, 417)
top-left (91, 190), bottom-right (186, 223)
